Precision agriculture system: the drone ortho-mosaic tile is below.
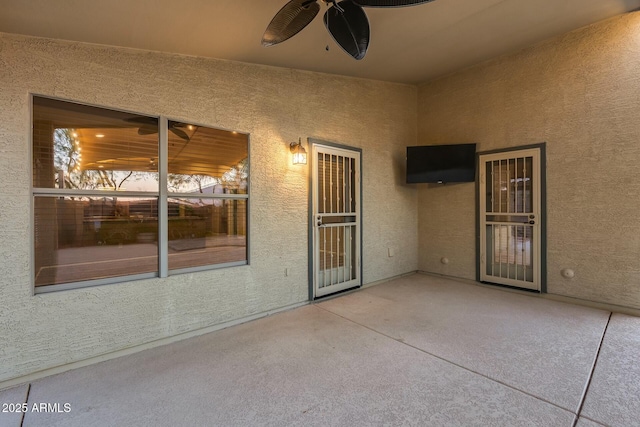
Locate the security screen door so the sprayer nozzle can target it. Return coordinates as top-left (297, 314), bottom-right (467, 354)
top-left (312, 144), bottom-right (361, 298)
top-left (479, 148), bottom-right (541, 291)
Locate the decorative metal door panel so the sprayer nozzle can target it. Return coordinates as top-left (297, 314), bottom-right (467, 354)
top-left (312, 144), bottom-right (361, 298)
top-left (479, 148), bottom-right (541, 291)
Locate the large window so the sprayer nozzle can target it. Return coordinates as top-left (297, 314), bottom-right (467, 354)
top-left (32, 96), bottom-right (249, 291)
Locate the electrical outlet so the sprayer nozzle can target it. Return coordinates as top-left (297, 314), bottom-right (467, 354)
top-left (285, 268), bottom-right (290, 277)
top-left (388, 248), bottom-right (394, 257)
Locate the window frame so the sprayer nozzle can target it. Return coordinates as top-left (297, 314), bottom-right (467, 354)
top-left (30, 94), bottom-right (250, 294)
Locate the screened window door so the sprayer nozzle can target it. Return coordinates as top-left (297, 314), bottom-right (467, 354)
top-left (312, 144), bottom-right (361, 298)
top-left (479, 148), bottom-right (541, 291)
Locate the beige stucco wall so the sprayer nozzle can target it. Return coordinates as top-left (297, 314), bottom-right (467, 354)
top-left (0, 33), bottom-right (418, 384)
top-left (417, 12), bottom-right (640, 309)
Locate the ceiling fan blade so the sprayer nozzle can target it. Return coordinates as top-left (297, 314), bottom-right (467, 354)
top-left (137, 126), bottom-right (158, 136)
top-left (351, 0), bottom-right (435, 7)
top-left (324, 1), bottom-right (370, 60)
top-left (262, 0), bottom-right (320, 47)
top-left (170, 127), bottom-right (190, 141)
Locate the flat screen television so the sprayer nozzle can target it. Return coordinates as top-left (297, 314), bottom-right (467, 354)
top-left (406, 143), bottom-right (477, 184)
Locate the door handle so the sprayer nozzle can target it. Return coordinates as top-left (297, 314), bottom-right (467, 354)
top-left (316, 216), bottom-right (323, 227)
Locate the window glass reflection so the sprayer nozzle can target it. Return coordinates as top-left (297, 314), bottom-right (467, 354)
top-left (33, 97), bottom-right (159, 191)
top-left (167, 121), bottom-right (248, 195)
top-left (34, 196), bottom-right (158, 286)
top-left (168, 198), bottom-right (247, 270)
top-left (32, 97), bottom-right (249, 289)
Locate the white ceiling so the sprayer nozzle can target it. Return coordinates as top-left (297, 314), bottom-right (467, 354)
top-left (1, 0), bottom-right (639, 84)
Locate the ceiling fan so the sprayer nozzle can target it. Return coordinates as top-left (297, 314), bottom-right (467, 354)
top-left (126, 117), bottom-right (194, 141)
top-left (262, 0), bottom-right (436, 60)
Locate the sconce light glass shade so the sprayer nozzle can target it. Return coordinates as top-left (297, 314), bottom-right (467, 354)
top-left (290, 139), bottom-right (307, 165)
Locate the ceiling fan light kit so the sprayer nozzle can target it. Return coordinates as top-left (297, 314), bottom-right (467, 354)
top-left (262, 0), bottom-right (436, 60)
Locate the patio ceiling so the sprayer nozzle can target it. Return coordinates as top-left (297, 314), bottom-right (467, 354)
top-left (0, 0), bottom-right (639, 84)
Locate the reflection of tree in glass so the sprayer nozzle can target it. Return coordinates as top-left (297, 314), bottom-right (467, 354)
top-left (222, 158), bottom-right (248, 193)
top-left (54, 129), bottom-right (141, 190)
top-left (167, 174), bottom-right (219, 193)
top-left (54, 128), bottom-right (81, 185)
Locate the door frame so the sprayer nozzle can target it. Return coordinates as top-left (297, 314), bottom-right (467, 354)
top-left (475, 143), bottom-right (547, 293)
top-left (307, 138), bottom-right (363, 300)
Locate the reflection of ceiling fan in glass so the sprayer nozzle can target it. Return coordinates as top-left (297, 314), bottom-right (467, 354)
top-left (262, 0), bottom-right (436, 60)
top-left (126, 117), bottom-right (195, 141)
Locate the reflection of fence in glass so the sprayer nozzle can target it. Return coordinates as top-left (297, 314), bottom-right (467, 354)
top-left (167, 198), bottom-right (247, 271)
top-left (34, 196), bottom-right (159, 287)
top-left (34, 196), bottom-right (249, 286)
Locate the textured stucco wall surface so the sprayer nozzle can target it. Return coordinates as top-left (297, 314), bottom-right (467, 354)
top-left (0, 33), bottom-right (417, 383)
top-left (417, 13), bottom-right (640, 308)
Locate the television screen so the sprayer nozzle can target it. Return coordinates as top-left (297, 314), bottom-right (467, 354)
top-left (406, 143), bottom-right (476, 184)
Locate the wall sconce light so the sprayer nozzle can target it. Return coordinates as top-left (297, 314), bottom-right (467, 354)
top-left (290, 138), bottom-right (307, 165)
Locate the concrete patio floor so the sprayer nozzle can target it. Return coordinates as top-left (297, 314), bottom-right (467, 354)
top-left (1, 273), bottom-right (639, 426)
